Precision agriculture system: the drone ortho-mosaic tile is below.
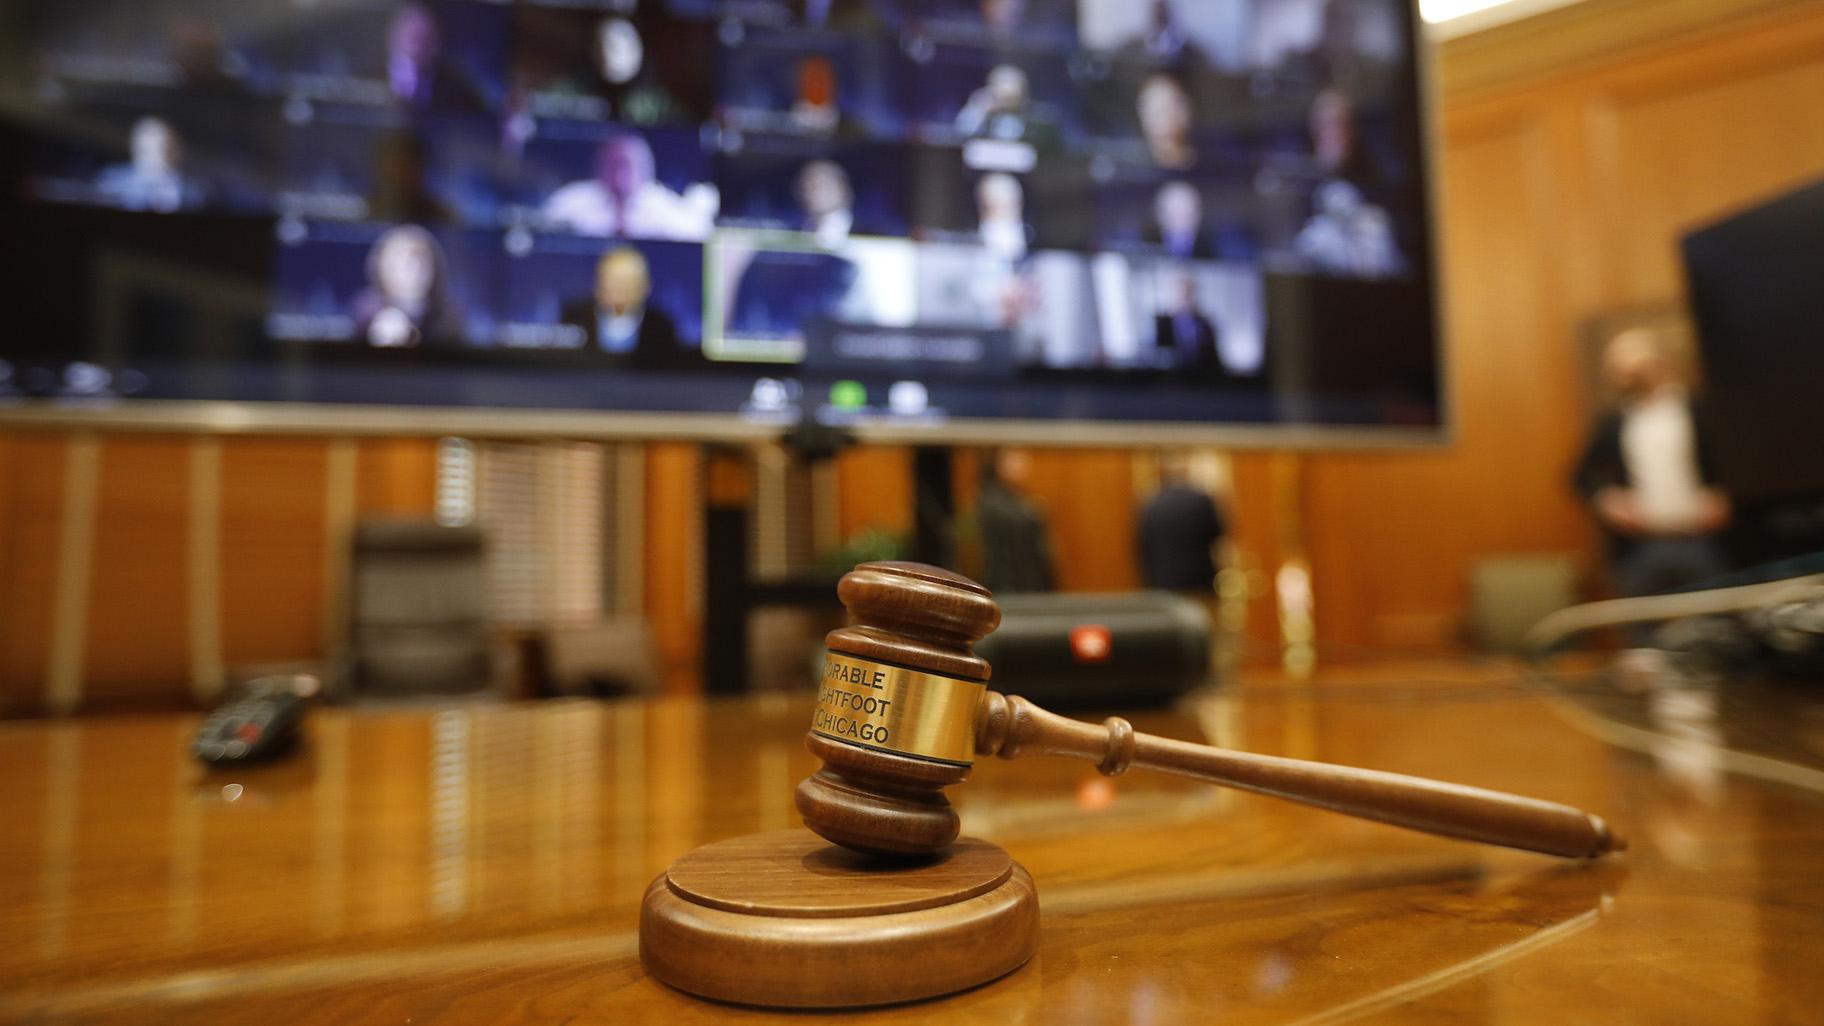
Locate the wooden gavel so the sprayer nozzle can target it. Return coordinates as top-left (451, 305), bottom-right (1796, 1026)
top-left (796, 561), bottom-right (1624, 860)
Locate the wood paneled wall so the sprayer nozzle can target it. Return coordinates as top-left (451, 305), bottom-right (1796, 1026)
top-left (0, 436), bottom-right (437, 716)
top-left (5, 0), bottom-right (1823, 711)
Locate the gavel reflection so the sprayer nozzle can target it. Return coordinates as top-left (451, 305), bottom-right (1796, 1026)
top-left (797, 562), bottom-right (1624, 860)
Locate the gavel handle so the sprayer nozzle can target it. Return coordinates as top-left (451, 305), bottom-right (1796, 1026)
top-left (974, 692), bottom-right (1624, 859)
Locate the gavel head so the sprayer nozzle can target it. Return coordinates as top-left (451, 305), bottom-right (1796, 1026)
top-left (795, 561), bottom-right (1001, 857)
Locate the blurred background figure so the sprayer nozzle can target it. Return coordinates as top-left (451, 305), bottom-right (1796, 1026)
top-left (795, 159), bottom-right (854, 247)
top-left (96, 116), bottom-right (202, 213)
top-left (1136, 72), bottom-right (1196, 170)
top-left (387, 2), bottom-right (481, 110)
top-left (595, 17), bottom-right (643, 87)
top-left (954, 65), bottom-right (1031, 141)
top-left (1295, 179), bottom-right (1401, 276)
top-left (1574, 325), bottom-right (1731, 600)
top-left (1154, 274), bottom-right (1220, 377)
top-left (1137, 453), bottom-right (1226, 593)
top-left (539, 130), bottom-right (717, 239)
top-left (1132, 0), bottom-right (1211, 73)
top-left (1295, 90), bottom-right (1403, 276)
top-left (976, 172), bottom-right (1031, 262)
top-left (354, 225), bottom-right (462, 348)
top-left (1147, 180), bottom-right (1210, 258)
top-left (369, 133), bottom-right (455, 224)
top-left (790, 55), bottom-right (846, 136)
top-left (976, 448), bottom-right (1055, 593)
top-left (980, 0), bottom-right (1028, 39)
top-left (591, 16), bottom-right (685, 123)
top-left (562, 246), bottom-right (683, 366)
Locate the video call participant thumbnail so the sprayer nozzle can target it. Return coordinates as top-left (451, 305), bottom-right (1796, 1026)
top-left (1146, 262), bottom-right (1267, 382)
top-left (906, 148), bottom-right (1091, 255)
top-left (921, 0), bottom-right (1077, 49)
top-left (94, 115), bottom-right (206, 214)
top-left (1077, 0), bottom-right (1248, 74)
top-left (911, 46), bottom-right (1076, 152)
top-left (353, 224), bottom-right (467, 348)
top-left (278, 108), bottom-right (503, 226)
top-left (534, 127), bottom-right (718, 240)
top-left (717, 29), bottom-right (904, 141)
top-left (1292, 90), bottom-right (1406, 278)
top-left (560, 247), bottom-right (694, 368)
top-left (711, 233), bottom-right (918, 359)
top-left (269, 220), bottom-right (488, 348)
top-left (30, 99), bottom-right (275, 216)
top-left (1136, 71), bottom-right (1198, 170)
top-left (664, 0), bottom-right (887, 33)
top-left (509, 6), bottom-right (713, 125)
top-left (283, 1), bottom-right (506, 112)
top-left (716, 139), bottom-right (909, 244)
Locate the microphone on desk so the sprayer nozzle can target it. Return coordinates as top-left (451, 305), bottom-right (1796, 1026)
top-left (795, 561), bottom-right (1625, 860)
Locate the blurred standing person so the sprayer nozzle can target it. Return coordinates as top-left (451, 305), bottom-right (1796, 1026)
top-left (976, 449), bottom-right (1054, 593)
top-left (1574, 326), bottom-right (1731, 600)
top-left (1137, 454), bottom-right (1226, 593)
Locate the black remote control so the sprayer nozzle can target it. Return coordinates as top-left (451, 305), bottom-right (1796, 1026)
top-left (192, 676), bottom-right (315, 766)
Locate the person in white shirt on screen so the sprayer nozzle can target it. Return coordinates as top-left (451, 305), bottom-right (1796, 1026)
top-left (795, 160), bottom-right (854, 248)
top-left (539, 131), bottom-right (717, 240)
top-left (976, 172), bottom-right (1031, 263)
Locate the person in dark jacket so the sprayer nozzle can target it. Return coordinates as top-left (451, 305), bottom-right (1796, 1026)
top-left (1137, 457), bottom-right (1225, 593)
top-left (1572, 326), bottom-right (1731, 600)
top-left (560, 245), bottom-right (687, 369)
top-left (976, 449), bottom-right (1054, 593)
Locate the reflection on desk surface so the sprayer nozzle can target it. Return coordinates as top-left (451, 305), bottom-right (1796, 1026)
top-left (1, 659), bottom-right (1821, 1025)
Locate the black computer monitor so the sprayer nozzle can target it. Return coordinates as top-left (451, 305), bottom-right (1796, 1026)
top-left (1682, 177), bottom-right (1824, 502)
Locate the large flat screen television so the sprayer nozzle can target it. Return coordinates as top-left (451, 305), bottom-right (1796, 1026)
top-left (0, 0), bottom-right (1442, 445)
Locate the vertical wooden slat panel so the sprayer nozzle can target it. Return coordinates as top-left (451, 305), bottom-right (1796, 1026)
top-left (834, 446), bottom-right (913, 543)
top-left (644, 442), bottom-right (700, 692)
top-left (1227, 452), bottom-right (1287, 657)
top-left (45, 436), bottom-right (100, 716)
top-left (187, 439), bottom-right (224, 703)
top-left (1022, 449), bottom-right (1140, 593)
top-left (81, 437), bottom-right (191, 709)
top-left (356, 437), bottom-right (438, 517)
top-left (0, 435), bottom-right (67, 717)
top-left (219, 439), bottom-right (330, 669)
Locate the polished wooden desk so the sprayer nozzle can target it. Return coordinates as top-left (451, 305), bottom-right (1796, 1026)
top-left (2, 660), bottom-right (1821, 1024)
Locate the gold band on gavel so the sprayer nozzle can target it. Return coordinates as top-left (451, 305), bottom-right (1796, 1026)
top-left (810, 652), bottom-right (984, 766)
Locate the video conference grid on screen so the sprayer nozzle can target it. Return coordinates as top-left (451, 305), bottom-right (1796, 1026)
top-left (20, 0), bottom-right (1430, 421)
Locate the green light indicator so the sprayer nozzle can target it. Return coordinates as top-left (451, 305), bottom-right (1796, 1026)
top-left (829, 380), bottom-right (867, 410)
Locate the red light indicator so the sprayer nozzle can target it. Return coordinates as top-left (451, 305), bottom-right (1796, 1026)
top-left (1069, 624), bottom-right (1112, 663)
